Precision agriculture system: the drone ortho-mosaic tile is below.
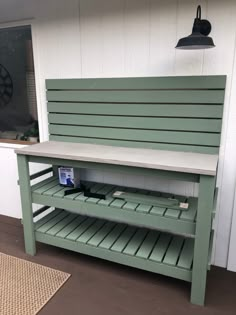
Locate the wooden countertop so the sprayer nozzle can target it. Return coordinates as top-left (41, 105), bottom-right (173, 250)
top-left (15, 141), bottom-right (218, 176)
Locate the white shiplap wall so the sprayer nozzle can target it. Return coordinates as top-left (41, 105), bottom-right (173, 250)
top-left (1, 0), bottom-right (236, 269)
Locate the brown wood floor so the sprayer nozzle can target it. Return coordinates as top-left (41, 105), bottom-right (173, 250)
top-left (0, 214), bottom-right (236, 315)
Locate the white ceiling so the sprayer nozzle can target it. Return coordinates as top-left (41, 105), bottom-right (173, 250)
top-left (0, 0), bottom-right (71, 24)
top-left (1, 0), bottom-right (36, 23)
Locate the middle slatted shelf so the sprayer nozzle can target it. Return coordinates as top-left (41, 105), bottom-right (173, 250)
top-left (31, 176), bottom-right (198, 236)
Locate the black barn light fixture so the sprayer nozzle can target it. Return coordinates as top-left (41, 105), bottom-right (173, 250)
top-left (176, 5), bottom-right (215, 50)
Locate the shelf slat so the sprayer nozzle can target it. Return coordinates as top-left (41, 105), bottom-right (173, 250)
top-left (123, 229), bottom-right (148, 256)
top-left (56, 215), bottom-right (87, 238)
top-left (37, 211), bottom-right (68, 233)
top-left (163, 236), bottom-right (184, 266)
top-left (149, 234), bottom-right (172, 262)
top-left (87, 221), bottom-right (116, 247)
top-left (177, 238), bottom-right (194, 269)
top-left (46, 213), bottom-right (77, 236)
top-left (136, 230), bottom-right (160, 259)
top-left (66, 217), bottom-right (96, 241)
top-left (34, 209), bottom-right (63, 229)
top-left (111, 226), bottom-right (137, 252)
top-left (99, 224), bottom-right (127, 249)
top-left (77, 219), bottom-right (106, 243)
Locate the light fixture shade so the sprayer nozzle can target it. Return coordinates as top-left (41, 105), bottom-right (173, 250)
top-left (175, 5), bottom-right (215, 50)
top-left (176, 32), bottom-right (215, 50)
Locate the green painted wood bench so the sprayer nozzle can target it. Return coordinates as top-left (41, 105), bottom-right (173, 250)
top-left (15, 75), bottom-right (226, 306)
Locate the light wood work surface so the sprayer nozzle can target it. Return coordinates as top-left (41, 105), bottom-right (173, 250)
top-left (15, 141), bottom-right (218, 176)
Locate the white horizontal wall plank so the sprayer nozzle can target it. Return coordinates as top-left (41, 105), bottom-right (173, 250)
top-left (98, 0), bottom-right (125, 77)
top-left (123, 0), bottom-right (150, 76)
top-left (34, 0), bottom-right (81, 78)
top-left (32, 0), bottom-right (81, 140)
top-left (79, 0), bottom-right (103, 77)
top-left (148, 0), bottom-right (177, 76)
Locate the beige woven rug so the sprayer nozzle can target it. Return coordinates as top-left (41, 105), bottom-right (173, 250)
top-left (0, 252), bottom-right (71, 315)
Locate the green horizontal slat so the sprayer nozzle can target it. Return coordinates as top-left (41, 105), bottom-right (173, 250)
top-left (53, 187), bottom-right (68, 198)
top-left (46, 213), bottom-right (77, 236)
top-left (85, 183), bottom-right (105, 204)
top-left (87, 221), bottom-right (116, 247)
top-left (34, 209), bottom-right (63, 230)
top-left (110, 199), bottom-right (126, 208)
top-left (109, 188), bottom-right (127, 208)
top-left (123, 229), bottom-right (148, 256)
top-left (47, 90), bottom-right (225, 104)
top-left (163, 236), bottom-right (185, 266)
top-left (49, 125), bottom-right (220, 146)
top-left (149, 233), bottom-right (172, 262)
top-left (46, 75), bottom-right (226, 90)
top-left (136, 230), bottom-right (160, 259)
top-left (66, 217), bottom-right (96, 241)
top-left (164, 209), bottom-right (181, 219)
top-left (48, 114), bottom-right (222, 133)
top-left (64, 191), bottom-right (83, 200)
top-left (49, 135), bottom-right (219, 154)
top-left (48, 102), bottom-right (223, 118)
top-left (98, 186), bottom-right (119, 206)
top-left (56, 215), bottom-right (87, 238)
top-left (31, 176), bottom-right (57, 191)
top-left (111, 226), bottom-right (137, 252)
top-left (37, 211), bottom-right (69, 233)
top-left (136, 204), bottom-right (152, 213)
top-left (177, 238), bottom-right (194, 269)
top-left (150, 206), bottom-right (166, 216)
top-left (32, 179), bottom-right (59, 194)
top-left (123, 202), bottom-right (139, 211)
top-left (77, 220), bottom-right (105, 243)
top-left (99, 224), bottom-right (127, 249)
top-left (43, 184), bottom-right (65, 196)
top-left (74, 193), bottom-right (89, 202)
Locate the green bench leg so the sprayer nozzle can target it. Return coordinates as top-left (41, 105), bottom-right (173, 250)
top-left (17, 154), bottom-right (36, 256)
top-left (191, 175), bottom-right (215, 305)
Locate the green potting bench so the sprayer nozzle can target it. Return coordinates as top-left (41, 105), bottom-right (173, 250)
top-left (15, 75), bottom-right (226, 305)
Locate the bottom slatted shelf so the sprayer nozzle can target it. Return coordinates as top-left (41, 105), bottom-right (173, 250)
top-left (35, 208), bottom-right (194, 282)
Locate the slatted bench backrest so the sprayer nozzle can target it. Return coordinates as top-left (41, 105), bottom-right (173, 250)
top-left (46, 76), bottom-right (226, 154)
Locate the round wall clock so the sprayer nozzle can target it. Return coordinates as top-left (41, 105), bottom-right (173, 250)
top-left (0, 64), bottom-right (13, 108)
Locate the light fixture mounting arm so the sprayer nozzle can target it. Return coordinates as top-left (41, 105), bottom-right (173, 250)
top-left (196, 5), bottom-right (201, 19)
top-left (193, 5), bottom-right (211, 36)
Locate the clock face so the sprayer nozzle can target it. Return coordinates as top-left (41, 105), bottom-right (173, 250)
top-left (0, 64), bottom-right (13, 108)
